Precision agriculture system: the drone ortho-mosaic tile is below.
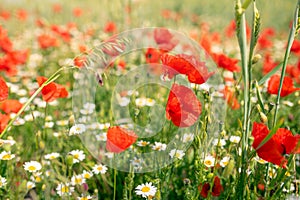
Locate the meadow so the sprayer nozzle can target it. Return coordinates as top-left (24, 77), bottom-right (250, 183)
top-left (0, 0), bottom-right (300, 199)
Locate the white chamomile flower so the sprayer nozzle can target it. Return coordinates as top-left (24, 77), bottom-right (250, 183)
top-left (30, 172), bottom-right (43, 183)
top-left (69, 124), bottom-right (86, 135)
top-left (145, 98), bottom-right (155, 106)
top-left (95, 133), bottom-right (107, 141)
top-left (169, 149), bottom-right (185, 160)
top-left (0, 176), bottom-right (7, 188)
top-left (56, 182), bottom-right (74, 196)
top-left (254, 157), bottom-right (268, 164)
top-left (23, 161), bottom-right (42, 172)
top-left (152, 142), bottom-right (167, 151)
top-left (0, 138), bottom-right (16, 146)
top-left (81, 170), bottom-right (93, 179)
top-left (182, 133), bottom-right (194, 143)
top-left (0, 151), bottom-right (15, 160)
top-left (229, 135), bottom-right (241, 144)
top-left (220, 156), bottom-right (230, 167)
top-left (119, 97), bottom-right (130, 107)
top-left (44, 152), bottom-right (60, 160)
top-left (136, 140), bottom-right (150, 147)
top-left (204, 155), bottom-right (215, 168)
top-left (27, 181), bottom-right (36, 190)
top-left (71, 174), bottom-right (86, 186)
top-left (77, 195), bottom-right (93, 200)
top-left (135, 182), bottom-right (157, 198)
top-left (213, 139), bottom-right (226, 147)
top-left (135, 97), bottom-right (147, 107)
top-left (92, 164), bottom-right (108, 174)
top-left (130, 157), bottom-right (144, 169)
top-left (44, 121), bottom-right (54, 128)
top-left (69, 150), bottom-right (85, 164)
top-left (56, 120), bottom-right (69, 126)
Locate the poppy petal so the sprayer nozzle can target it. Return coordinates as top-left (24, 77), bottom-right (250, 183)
top-left (0, 77), bottom-right (8, 101)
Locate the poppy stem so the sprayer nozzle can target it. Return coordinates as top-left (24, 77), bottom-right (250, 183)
top-left (273, 0), bottom-right (300, 127)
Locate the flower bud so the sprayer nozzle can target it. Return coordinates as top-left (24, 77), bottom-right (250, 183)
top-left (65, 154), bottom-right (74, 167)
top-left (252, 54), bottom-right (262, 64)
top-left (259, 112), bottom-right (268, 123)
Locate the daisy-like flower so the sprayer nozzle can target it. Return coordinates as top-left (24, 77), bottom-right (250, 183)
top-left (13, 117), bottom-right (25, 126)
top-left (95, 133), bottom-right (107, 141)
top-left (204, 155), bottom-right (215, 168)
top-left (30, 172), bottom-right (43, 183)
top-left (69, 124), bottom-right (86, 135)
top-left (44, 121), bottom-right (54, 128)
top-left (169, 149), bottom-right (185, 160)
top-left (145, 98), bottom-right (155, 106)
top-left (135, 97), bottom-right (147, 107)
top-left (69, 150), bottom-right (85, 164)
top-left (71, 174), bottom-right (86, 186)
top-left (220, 156), bottom-right (230, 167)
top-left (268, 168), bottom-right (276, 178)
top-left (0, 138), bottom-right (16, 146)
top-left (92, 164), bottom-right (108, 174)
top-left (56, 120), bottom-right (69, 126)
top-left (254, 157), bottom-right (268, 164)
top-left (56, 182), bottom-right (74, 196)
top-left (44, 152), bottom-right (60, 160)
top-left (136, 140), bottom-right (150, 147)
top-left (0, 176), bottom-right (7, 188)
top-left (81, 170), bottom-right (93, 179)
top-left (182, 133), bottom-right (194, 143)
top-left (213, 139), bottom-right (226, 147)
top-left (77, 195), bottom-right (93, 200)
top-left (130, 157), bottom-right (144, 169)
top-left (0, 151), bottom-right (15, 160)
top-left (152, 142), bottom-right (167, 151)
top-left (229, 135), bottom-right (241, 144)
top-left (27, 181), bottom-right (36, 190)
top-left (135, 182), bottom-right (157, 198)
top-left (119, 97), bottom-right (130, 107)
top-left (23, 161), bottom-right (42, 172)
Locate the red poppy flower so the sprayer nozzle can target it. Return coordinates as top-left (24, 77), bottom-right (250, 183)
top-left (212, 53), bottom-right (240, 72)
top-left (106, 126), bottom-right (138, 153)
top-left (145, 48), bottom-right (162, 64)
top-left (52, 3), bottom-right (62, 13)
top-left (153, 28), bottom-right (178, 52)
top-left (37, 76), bottom-right (68, 102)
top-left (0, 113), bottom-right (10, 134)
top-left (166, 84), bottom-right (201, 127)
top-left (262, 53), bottom-right (279, 74)
top-left (16, 9), bottom-right (28, 21)
top-left (74, 56), bottom-right (86, 68)
top-left (0, 11), bottom-right (10, 20)
top-left (252, 122), bottom-right (300, 168)
top-left (161, 53), bottom-right (213, 84)
top-left (104, 22), bottom-right (117, 34)
top-left (267, 74), bottom-right (300, 97)
top-left (258, 28), bottom-right (275, 49)
top-left (291, 39), bottom-right (300, 55)
top-left (0, 77), bottom-right (8, 101)
top-left (221, 86), bottom-right (240, 110)
top-left (198, 176), bottom-right (224, 198)
top-left (225, 20), bottom-right (236, 38)
top-left (37, 34), bottom-right (59, 49)
top-left (73, 7), bottom-right (83, 17)
top-left (0, 99), bottom-right (23, 114)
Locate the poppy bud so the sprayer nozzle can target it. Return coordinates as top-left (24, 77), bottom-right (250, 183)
top-left (207, 173), bottom-right (214, 179)
top-left (252, 54), bottom-right (262, 64)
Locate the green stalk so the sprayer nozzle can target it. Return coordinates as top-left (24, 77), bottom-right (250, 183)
top-left (113, 168), bottom-right (117, 200)
top-left (235, 0), bottom-right (250, 198)
top-left (273, 0), bottom-right (300, 127)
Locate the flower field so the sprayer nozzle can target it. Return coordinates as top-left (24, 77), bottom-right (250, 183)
top-left (0, 0), bottom-right (300, 199)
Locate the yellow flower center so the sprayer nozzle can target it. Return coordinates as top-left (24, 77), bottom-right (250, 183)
top-left (84, 174), bottom-right (91, 179)
top-left (75, 178), bottom-right (82, 184)
top-left (141, 186), bottom-right (150, 193)
top-left (175, 152), bottom-right (181, 158)
top-left (141, 141), bottom-right (148, 146)
top-left (76, 127), bottom-right (81, 131)
top-left (81, 198), bottom-right (88, 200)
top-left (28, 166), bottom-right (36, 171)
top-left (222, 161), bottom-right (228, 166)
top-left (2, 154), bottom-right (11, 160)
top-left (73, 154), bottom-right (79, 159)
top-left (35, 176), bottom-right (41, 182)
top-left (205, 160), bottom-right (212, 166)
top-left (61, 186), bottom-right (69, 193)
top-left (97, 166), bottom-right (103, 171)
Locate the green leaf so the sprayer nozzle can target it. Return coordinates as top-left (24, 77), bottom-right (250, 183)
top-left (258, 63), bottom-right (282, 85)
